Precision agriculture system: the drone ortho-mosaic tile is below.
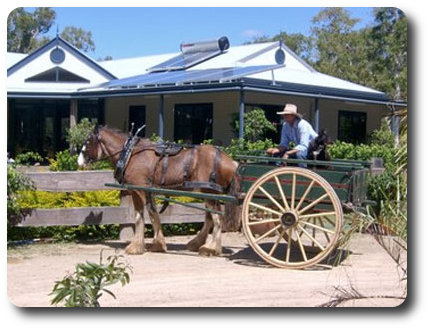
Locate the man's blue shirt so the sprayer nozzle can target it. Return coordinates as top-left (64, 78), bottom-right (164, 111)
top-left (280, 118), bottom-right (318, 153)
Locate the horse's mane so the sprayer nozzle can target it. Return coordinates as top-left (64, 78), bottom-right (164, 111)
top-left (99, 125), bottom-right (153, 146)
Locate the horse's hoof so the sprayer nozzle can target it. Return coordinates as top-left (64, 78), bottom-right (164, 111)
top-left (150, 240), bottom-right (167, 253)
top-left (125, 242), bottom-right (145, 255)
top-left (186, 239), bottom-right (203, 252)
top-left (198, 245), bottom-right (220, 257)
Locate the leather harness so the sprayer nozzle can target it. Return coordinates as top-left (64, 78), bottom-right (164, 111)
top-left (114, 139), bottom-right (224, 193)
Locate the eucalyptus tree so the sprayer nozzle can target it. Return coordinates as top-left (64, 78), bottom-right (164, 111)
top-left (370, 8), bottom-right (407, 101)
top-left (7, 7), bottom-right (96, 54)
top-left (310, 8), bottom-right (363, 82)
top-left (7, 7), bottom-right (56, 53)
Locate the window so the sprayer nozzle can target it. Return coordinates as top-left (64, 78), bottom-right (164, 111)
top-left (78, 99), bottom-right (105, 125)
top-left (25, 67), bottom-right (89, 83)
top-left (174, 103), bottom-right (213, 144)
top-left (338, 111), bottom-right (367, 143)
top-left (8, 99), bottom-right (69, 157)
top-left (129, 106), bottom-right (146, 137)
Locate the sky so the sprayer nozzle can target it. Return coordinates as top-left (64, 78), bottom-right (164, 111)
top-left (34, 7), bottom-right (376, 60)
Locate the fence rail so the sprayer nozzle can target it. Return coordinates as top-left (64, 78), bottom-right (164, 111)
top-left (17, 170), bottom-right (205, 239)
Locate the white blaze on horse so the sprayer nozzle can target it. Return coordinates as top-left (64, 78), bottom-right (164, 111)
top-left (78, 126), bottom-right (239, 256)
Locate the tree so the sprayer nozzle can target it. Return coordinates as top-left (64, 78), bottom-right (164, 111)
top-left (61, 26), bottom-right (95, 53)
top-left (7, 7), bottom-right (56, 53)
top-left (370, 8), bottom-right (407, 101)
top-left (7, 7), bottom-right (97, 54)
top-left (311, 8), bottom-right (363, 81)
top-left (280, 32), bottom-right (313, 62)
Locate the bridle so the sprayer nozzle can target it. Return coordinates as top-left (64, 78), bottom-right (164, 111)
top-left (81, 130), bottom-right (122, 165)
top-left (82, 128), bottom-right (157, 165)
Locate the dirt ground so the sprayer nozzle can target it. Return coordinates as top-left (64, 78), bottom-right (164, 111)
top-left (7, 232), bottom-right (406, 307)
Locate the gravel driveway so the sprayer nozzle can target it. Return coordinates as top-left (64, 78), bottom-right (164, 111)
top-left (7, 232), bottom-right (406, 307)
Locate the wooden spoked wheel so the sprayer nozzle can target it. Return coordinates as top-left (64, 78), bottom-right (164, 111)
top-left (242, 167), bottom-right (343, 269)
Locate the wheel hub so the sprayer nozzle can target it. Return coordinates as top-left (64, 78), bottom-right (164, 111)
top-left (280, 211), bottom-right (298, 228)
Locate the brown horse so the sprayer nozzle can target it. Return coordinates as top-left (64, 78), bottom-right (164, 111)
top-left (78, 126), bottom-right (239, 256)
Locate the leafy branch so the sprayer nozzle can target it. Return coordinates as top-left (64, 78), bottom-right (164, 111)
top-left (50, 250), bottom-right (132, 307)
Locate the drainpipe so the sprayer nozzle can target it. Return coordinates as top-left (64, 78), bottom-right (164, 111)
top-left (158, 94), bottom-right (164, 140)
top-left (313, 98), bottom-right (320, 133)
top-left (239, 87), bottom-right (245, 140)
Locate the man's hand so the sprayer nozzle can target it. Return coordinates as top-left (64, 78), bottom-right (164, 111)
top-left (266, 147), bottom-right (280, 155)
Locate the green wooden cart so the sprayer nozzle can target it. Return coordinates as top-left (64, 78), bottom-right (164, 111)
top-left (106, 155), bottom-right (371, 269)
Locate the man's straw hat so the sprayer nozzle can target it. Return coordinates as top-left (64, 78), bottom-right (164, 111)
top-left (276, 103), bottom-right (302, 118)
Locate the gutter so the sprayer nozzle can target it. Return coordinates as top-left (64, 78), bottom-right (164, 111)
top-left (8, 80), bottom-right (407, 107)
top-left (242, 86), bottom-right (407, 107)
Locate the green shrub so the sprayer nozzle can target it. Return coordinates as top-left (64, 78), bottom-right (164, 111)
top-left (367, 170), bottom-right (407, 204)
top-left (89, 159), bottom-right (113, 170)
top-left (8, 224), bottom-right (121, 242)
top-left (160, 223), bottom-right (202, 236)
top-left (328, 123), bottom-right (405, 211)
top-left (369, 119), bottom-right (395, 148)
top-left (15, 151), bottom-right (44, 165)
top-left (7, 164), bottom-right (34, 225)
top-left (49, 149), bottom-right (113, 171)
top-left (66, 118), bottom-right (96, 153)
top-left (230, 108), bottom-right (277, 142)
top-left (49, 150), bottom-right (79, 171)
top-left (328, 140), bottom-right (396, 172)
top-left (17, 190), bottom-right (120, 209)
top-left (224, 138), bottom-right (276, 158)
top-left (8, 190), bottom-right (121, 242)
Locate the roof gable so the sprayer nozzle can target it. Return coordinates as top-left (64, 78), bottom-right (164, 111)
top-left (7, 36), bottom-right (116, 80)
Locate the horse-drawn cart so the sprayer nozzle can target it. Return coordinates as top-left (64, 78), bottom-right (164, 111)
top-left (106, 155), bottom-right (371, 270)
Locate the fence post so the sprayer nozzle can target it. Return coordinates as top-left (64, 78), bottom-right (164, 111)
top-left (119, 190), bottom-right (135, 241)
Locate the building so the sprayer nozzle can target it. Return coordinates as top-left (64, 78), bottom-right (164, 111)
top-left (7, 36), bottom-right (406, 158)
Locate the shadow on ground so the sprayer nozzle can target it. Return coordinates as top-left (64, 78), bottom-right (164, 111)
top-left (96, 240), bottom-right (351, 270)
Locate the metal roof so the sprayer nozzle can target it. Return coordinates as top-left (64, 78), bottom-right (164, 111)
top-left (7, 37), bottom-right (406, 107)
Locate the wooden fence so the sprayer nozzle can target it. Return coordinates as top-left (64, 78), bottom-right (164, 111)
top-left (18, 170), bottom-right (205, 240)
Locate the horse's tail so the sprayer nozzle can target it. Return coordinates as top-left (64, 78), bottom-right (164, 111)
top-left (223, 168), bottom-right (242, 232)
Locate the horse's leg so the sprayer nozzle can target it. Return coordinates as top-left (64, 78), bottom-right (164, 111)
top-left (198, 201), bottom-right (222, 256)
top-left (125, 191), bottom-right (146, 255)
top-left (187, 210), bottom-right (213, 251)
top-left (146, 193), bottom-right (167, 253)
